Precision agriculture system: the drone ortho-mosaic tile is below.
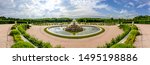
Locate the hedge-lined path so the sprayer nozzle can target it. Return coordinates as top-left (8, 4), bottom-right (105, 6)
top-left (118, 32), bottom-right (130, 44)
top-left (20, 34), bottom-right (37, 48)
top-left (16, 27), bottom-right (37, 48)
top-left (134, 24), bottom-right (150, 48)
top-left (27, 25), bottom-right (123, 48)
top-left (0, 24), bottom-right (14, 48)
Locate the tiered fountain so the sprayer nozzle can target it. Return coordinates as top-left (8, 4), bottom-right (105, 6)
top-left (65, 19), bottom-right (83, 32)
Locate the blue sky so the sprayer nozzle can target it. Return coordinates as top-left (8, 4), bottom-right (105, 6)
top-left (0, 0), bottom-right (150, 18)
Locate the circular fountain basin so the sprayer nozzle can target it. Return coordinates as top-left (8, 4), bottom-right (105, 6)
top-left (45, 26), bottom-right (104, 38)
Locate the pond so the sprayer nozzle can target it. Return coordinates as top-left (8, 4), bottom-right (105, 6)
top-left (46, 26), bottom-right (102, 37)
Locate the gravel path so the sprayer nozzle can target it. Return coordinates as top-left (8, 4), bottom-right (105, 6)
top-left (0, 24), bottom-right (14, 48)
top-left (27, 25), bottom-right (123, 48)
top-left (134, 24), bottom-right (150, 48)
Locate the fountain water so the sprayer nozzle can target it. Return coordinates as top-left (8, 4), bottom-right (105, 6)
top-left (45, 19), bottom-right (104, 38)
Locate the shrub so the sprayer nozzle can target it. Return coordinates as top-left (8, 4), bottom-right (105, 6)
top-left (119, 24), bottom-right (131, 32)
top-left (111, 44), bottom-right (134, 48)
top-left (125, 30), bottom-right (140, 44)
top-left (105, 43), bottom-right (114, 48)
top-left (110, 24), bottom-right (140, 48)
top-left (10, 24), bottom-right (58, 48)
top-left (11, 25), bottom-right (17, 30)
top-left (10, 29), bottom-right (20, 36)
top-left (131, 25), bottom-right (138, 30)
top-left (18, 25), bottom-right (26, 34)
top-left (20, 24), bottom-right (30, 30)
top-left (42, 42), bottom-right (52, 48)
top-left (17, 24), bottom-right (52, 48)
top-left (11, 41), bottom-right (34, 48)
top-left (111, 38), bottom-right (116, 44)
top-left (103, 24), bottom-right (131, 48)
top-left (130, 30), bottom-right (140, 35)
top-left (13, 35), bottom-right (23, 42)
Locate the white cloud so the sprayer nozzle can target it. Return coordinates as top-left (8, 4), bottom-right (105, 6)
top-left (60, 8), bottom-right (102, 18)
top-left (109, 9), bottom-right (138, 18)
top-left (129, 2), bottom-right (134, 6)
top-left (124, 2), bottom-right (135, 8)
top-left (137, 1), bottom-right (150, 8)
top-left (57, 0), bottom-right (112, 18)
top-left (32, 0), bottom-right (108, 18)
top-left (95, 4), bottom-right (111, 10)
top-left (0, 0), bottom-right (109, 18)
top-left (0, 0), bottom-right (144, 18)
top-left (137, 4), bottom-right (146, 8)
top-left (0, 0), bottom-right (62, 18)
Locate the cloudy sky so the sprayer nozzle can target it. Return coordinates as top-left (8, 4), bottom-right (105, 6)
top-left (0, 0), bottom-right (150, 18)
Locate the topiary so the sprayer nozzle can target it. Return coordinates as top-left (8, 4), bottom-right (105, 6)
top-left (11, 25), bottom-right (17, 30)
top-left (10, 29), bottom-right (20, 36)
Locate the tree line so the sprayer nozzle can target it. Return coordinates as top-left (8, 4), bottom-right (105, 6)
top-left (133, 15), bottom-right (150, 24)
top-left (0, 16), bottom-right (72, 24)
top-left (0, 15), bottom-right (150, 24)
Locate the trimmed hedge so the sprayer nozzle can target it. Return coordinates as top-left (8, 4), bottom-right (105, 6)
top-left (103, 24), bottom-right (131, 48)
top-left (110, 25), bottom-right (140, 48)
top-left (124, 25), bottom-right (140, 44)
top-left (11, 41), bottom-right (34, 48)
top-left (17, 24), bottom-right (52, 48)
top-left (10, 29), bottom-right (20, 36)
top-left (13, 35), bottom-right (23, 42)
top-left (10, 25), bottom-right (35, 48)
top-left (9, 29), bottom-right (23, 42)
top-left (11, 25), bottom-right (17, 30)
top-left (111, 44), bottom-right (134, 48)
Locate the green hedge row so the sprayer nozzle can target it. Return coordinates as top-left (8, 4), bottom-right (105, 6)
top-left (124, 25), bottom-right (140, 44)
top-left (11, 24), bottom-right (17, 30)
top-left (10, 29), bottom-right (23, 42)
top-left (10, 26), bottom-right (34, 48)
top-left (111, 25), bottom-right (140, 48)
top-left (124, 30), bottom-right (139, 44)
top-left (10, 29), bottom-right (20, 36)
top-left (11, 41), bottom-right (35, 48)
top-left (101, 24), bottom-right (131, 48)
top-left (17, 24), bottom-right (52, 48)
top-left (111, 44), bottom-right (134, 48)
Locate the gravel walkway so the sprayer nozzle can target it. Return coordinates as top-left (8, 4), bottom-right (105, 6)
top-left (0, 24), bottom-right (14, 48)
top-left (134, 24), bottom-right (150, 48)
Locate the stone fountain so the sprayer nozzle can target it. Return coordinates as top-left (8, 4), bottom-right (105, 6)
top-left (65, 19), bottom-right (83, 32)
top-left (45, 19), bottom-right (104, 38)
